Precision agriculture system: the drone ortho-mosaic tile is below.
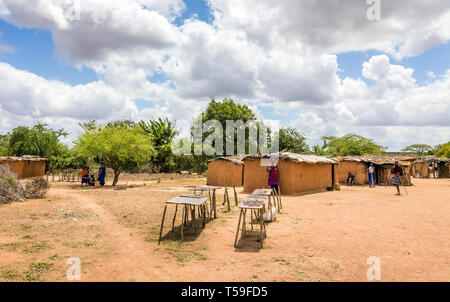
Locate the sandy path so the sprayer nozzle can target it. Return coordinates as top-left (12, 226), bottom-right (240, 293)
top-left (60, 189), bottom-right (174, 282)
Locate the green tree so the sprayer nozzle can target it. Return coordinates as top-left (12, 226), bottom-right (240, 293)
top-left (0, 134), bottom-right (9, 156)
top-left (321, 134), bottom-right (383, 157)
top-left (278, 127), bottom-right (309, 154)
top-left (7, 123), bottom-right (68, 170)
top-left (75, 122), bottom-right (154, 186)
top-left (138, 118), bottom-right (179, 172)
top-left (435, 142), bottom-right (450, 158)
top-left (401, 144), bottom-right (433, 156)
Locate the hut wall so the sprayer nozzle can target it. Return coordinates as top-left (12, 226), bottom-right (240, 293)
top-left (335, 162), bottom-right (368, 185)
top-left (243, 158), bottom-right (333, 195)
top-left (0, 159), bottom-right (46, 178)
top-left (411, 162), bottom-right (431, 178)
top-left (207, 160), bottom-right (243, 187)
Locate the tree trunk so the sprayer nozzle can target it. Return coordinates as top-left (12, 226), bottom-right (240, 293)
top-left (112, 167), bottom-right (121, 186)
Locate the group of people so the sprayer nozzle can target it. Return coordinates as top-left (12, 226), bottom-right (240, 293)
top-left (270, 161), bottom-right (405, 196)
top-left (81, 163), bottom-right (106, 187)
top-left (428, 162), bottom-right (439, 178)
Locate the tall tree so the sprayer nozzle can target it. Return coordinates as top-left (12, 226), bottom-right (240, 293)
top-left (138, 118), bottom-right (179, 172)
top-left (75, 122), bottom-right (154, 186)
top-left (401, 144), bottom-right (433, 156)
top-left (435, 142), bottom-right (450, 158)
top-left (321, 134), bottom-right (383, 157)
top-left (278, 127), bottom-right (309, 154)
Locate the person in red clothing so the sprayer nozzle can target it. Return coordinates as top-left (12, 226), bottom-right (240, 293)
top-left (81, 163), bottom-right (90, 187)
top-left (391, 161), bottom-right (404, 196)
top-left (267, 165), bottom-right (279, 193)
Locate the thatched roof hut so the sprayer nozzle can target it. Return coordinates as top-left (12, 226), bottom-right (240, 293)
top-left (207, 155), bottom-right (245, 187)
top-left (242, 152), bottom-right (338, 195)
top-left (411, 156), bottom-right (450, 178)
top-left (335, 155), bottom-right (413, 186)
top-left (0, 156), bottom-right (47, 179)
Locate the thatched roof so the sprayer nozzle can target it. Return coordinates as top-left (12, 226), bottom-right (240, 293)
top-left (335, 155), bottom-right (412, 166)
top-left (208, 155), bottom-right (245, 165)
top-left (414, 156), bottom-right (450, 163)
top-left (0, 156), bottom-right (47, 162)
top-left (243, 152), bottom-right (338, 164)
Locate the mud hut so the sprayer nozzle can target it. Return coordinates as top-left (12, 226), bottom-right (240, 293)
top-left (335, 156), bottom-right (413, 186)
top-left (335, 157), bottom-right (370, 185)
top-left (207, 155), bottom-right (245, 187)
top-left (242, 152), bottom-right (338, 195)
top-left (411, 156), bottom-right (450, 178)
top-left (0, 156), bottom-right (46, 179)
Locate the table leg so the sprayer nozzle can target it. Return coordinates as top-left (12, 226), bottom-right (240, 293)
top-left (158, 205), bottom-right (168, 245)
top-left (172, 204), bottom-right (178, 231)
top-left (259, 208), bottom-right (264, 248)
top-left (226, 187), bottom-right (230, 212)
top-left (251, 210), bottom-right (254, 230)
top-left (202, 204), bottom-right (206, 228)
top-left (191, 206), bottom-right (197, 235)
top-left (234, 209), bottom-right (243, 247)
top-left (181, 205), bottom-right (186, 242)
top-left (242, 209), bottom-right (247, 237)
top-left (213, 190), bottom-right (217, 219)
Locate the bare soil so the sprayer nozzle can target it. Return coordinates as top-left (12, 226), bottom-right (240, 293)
top-left (0, 176), bottom-right (449, 282)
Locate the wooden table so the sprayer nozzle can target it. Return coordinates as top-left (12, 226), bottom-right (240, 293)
top-left (190, 186), bottom-right (221, 219)
top-left (252, 188), bottom-right (282, 212)
top-left (234, 196), bottom-right (267, 248)
top-left (158, 195), bottom-right (208, 245)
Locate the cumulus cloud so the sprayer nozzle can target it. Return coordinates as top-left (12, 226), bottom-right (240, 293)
top-left (0, 1), bottom-right (449, 150)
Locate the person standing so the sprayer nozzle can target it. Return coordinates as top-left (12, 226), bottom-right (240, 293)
top-left (267, 165), bottom-right (279, 193)
top-left (98, 164), bottom-right (106, 187)
top-left (81, 163), bottom-right (90, 187)
top-left (428, 163), bottom-right (433, 178)
top-left (391, 161), bottom-right (404, 196)
top-left (368, 163), bottom-right (376, 188)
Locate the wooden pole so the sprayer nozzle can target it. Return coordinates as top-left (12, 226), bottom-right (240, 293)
top-left (158, 205), bottom-right (167, 245)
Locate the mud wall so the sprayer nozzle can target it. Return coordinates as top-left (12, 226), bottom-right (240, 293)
top-left (243, 158), bottom-right (333, 195)
top-left (0, 160), bottom-right (46, 179)
top-left (207, 160), bottom-right (243, 187)
top-left (335, 161), bottom-right (368, 185)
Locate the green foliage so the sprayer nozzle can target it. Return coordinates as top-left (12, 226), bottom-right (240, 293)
top-left (138, 118), bottom-right (178, 172)
top-left (321, 134), bottom-right (383, 157)
top-left (401, 144), bottom-right (433, 156)
top-left (8, 123), bottom-right (68, 158)
top-left (0, 134), bottom-right (9, 156)
top-left (278, 127), bottom-right (309, 154)
top-left (435, 142), bottom-right (450, 158)
top-left (75, 122), bottom-right (154, 186)
top-left (202, 97), bottom-right (256, 124)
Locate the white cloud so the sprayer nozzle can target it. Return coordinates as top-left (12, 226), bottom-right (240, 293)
top-left (0, 1), bottom-right (449, 150)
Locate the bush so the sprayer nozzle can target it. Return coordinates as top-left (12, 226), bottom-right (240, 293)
top-left (0, 164), bottom-right (25, 204)
top-left (24, 177), bottom-right (49, 199)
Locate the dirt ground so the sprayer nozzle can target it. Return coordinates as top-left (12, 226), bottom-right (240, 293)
top-left (0, 175), bottom-right (449, 282)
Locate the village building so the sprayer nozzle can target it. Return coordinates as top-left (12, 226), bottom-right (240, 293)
top-left (411, 156), bottom-right (450, 178)
top-left (242, 152), bottom-right (338, 195)
top-left (335, 156), bottom-right (413, 186)
top-left (207, 155), bottom-right (245, 187)
top-left (0, 156), bottom-right (47, 179)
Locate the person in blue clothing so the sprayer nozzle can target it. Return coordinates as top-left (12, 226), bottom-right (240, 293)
top-left (368, 163), bottom-right (376, 188)
top-left (98, 164), bottom-right (106, 186)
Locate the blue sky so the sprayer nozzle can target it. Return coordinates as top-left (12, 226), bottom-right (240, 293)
top-left (0, 0), bottom-right (449, 150)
